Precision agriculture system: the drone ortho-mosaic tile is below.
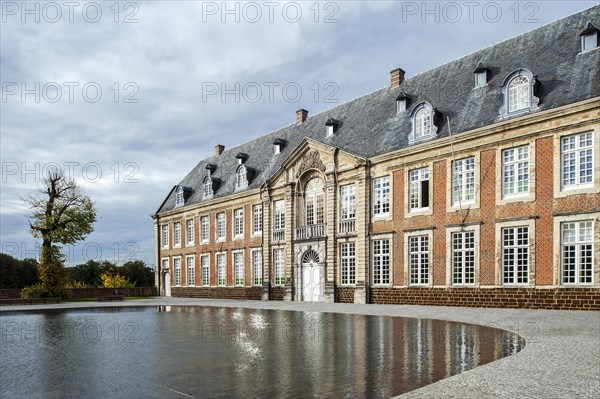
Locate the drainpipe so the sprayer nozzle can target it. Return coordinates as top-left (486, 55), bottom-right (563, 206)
top-left (365, 160), bottom-right (371, 304)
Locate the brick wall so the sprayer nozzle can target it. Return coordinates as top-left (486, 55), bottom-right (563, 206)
top-left (172, 287), bottom-right (261, 300)
top-left (0, 289), bottom-right (21, 299)
top-left (271, 287), bottom-right (284, 301)
top-left (335, 287), bottom-right (355, 303)
top-left (370, 287), bottom-right (600, 310)
top-left (71, 287), bottom-right (157, 298)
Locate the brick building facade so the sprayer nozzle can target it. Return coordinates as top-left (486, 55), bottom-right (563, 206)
top-left (153, 7), bottom-right (600, 310)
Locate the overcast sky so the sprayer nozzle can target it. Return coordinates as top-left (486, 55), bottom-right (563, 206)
top-left (1, 0), bottom-right (598, 268)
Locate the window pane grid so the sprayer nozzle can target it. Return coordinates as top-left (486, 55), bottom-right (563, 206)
top-left (234, 252), bottom-right (244, 286)
top-left (340, 185), bottom-right (356, 220)
top-left (234, 208), bottom-right (244, 237)
top-left (341, 243), bottom-right (356, 285)
top-left (173, 222), bottom-right (181, 246)
top-left (274, 249), bottom-right (285, 286)
top-left (561, 221), bottom-right (594, 284)
top-left (201, 216), bottom-right (209, 242)
top-left (253, 205), bottom-right (262, 234)
top-left (186, 257), bottom-right (195, 287)
top-left (508, 76), bottom-right (529, 113)
top-left (373, 177), bottom-right (390, 215)
top-left (274, 201), bottom-right (285, 231)
top-left (253, 251), bottom-right (263, 286)
top-left (452, 158), bottom-right (475, 206)
top-left (452, 231), bottom-right (475, 285)
top-left (409, 168), bottom-right (429, 210)
top-left (409, 235), bottom-right (429, 285)
top-left (502, 147), bottom-right (529, 197)
top-left (502, 227), bottom-right (529, 285)
top-left (161, 225), bottom-right (169, 248)
top-left (562, 132), bottom-right (594, 189)
top-left (174, 258), bottom-right (181, 287)
top-left (186, 219), bottom-right (194, 245)
top-left (217, 254), bottom-right (226, 286)
top-left (201, 255), bottom-right (210, 286)
top-left (217, 213), bottom-right (226, 240)
top-left (372, 239), bottom-right (390, 285)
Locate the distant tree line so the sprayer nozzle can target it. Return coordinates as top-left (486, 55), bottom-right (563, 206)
top-left (0, 253), bottom-right (154, 289)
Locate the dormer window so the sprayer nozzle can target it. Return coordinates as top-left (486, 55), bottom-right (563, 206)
top-left (580, 22), bottom-right (599, 53)
top-left (203, 177), bottom-right (213, 200)
top-left (235, 164), bottom-right (248, 190)
top-left (273, 138), bottom-right (285, 155)
top-left (396, 91), bottom-right (409, 113)
top-left (409, 102), bottom-right (437, 145)
top-left (499, 69), bottom-right (539, 119)
top-left (175, 185), bottom-right (184, 207)
top-left (473, 62), bottom-right (490, 88)
top-left (325, 118), bottom-right (339, 137)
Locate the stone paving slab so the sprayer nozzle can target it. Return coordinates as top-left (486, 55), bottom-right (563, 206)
top-left (2, 297), bottom-right (598, 398)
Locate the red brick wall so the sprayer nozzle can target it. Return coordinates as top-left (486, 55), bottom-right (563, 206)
top-left (172, 287), bottom-right (261, 300)
top-left (0, 287), bottom-right (156, 299)
top-left (271, 287), bottom-right (284, 301)
top-left (335, 287), bottom-right (355, 303)
top-left (370, 287), bottom-right (600, 310)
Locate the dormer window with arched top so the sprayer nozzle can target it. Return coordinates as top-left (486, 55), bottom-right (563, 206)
top-left (235, 164), bottom-right (248, 190)
top-left (203, 177), bottom-right (213, 200)
top-left (409, 102), bottom-right (437, 145)
top-left (499, 69), bottom-right (539, 119)
top-left (175, 185), bottom-right (184, 207)
top-left (580, 22), bottom-right (599, 53)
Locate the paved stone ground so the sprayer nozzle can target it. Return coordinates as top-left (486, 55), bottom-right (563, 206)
top-left (2, 297), bottom-right (598, 398)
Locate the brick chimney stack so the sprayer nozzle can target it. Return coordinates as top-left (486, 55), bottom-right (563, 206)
top-left (215, 144), bottom-right (225, 157)
top-left (390, 68), bottom-right (405, 88)
top-left (296, 109), bottom-right (308, 126)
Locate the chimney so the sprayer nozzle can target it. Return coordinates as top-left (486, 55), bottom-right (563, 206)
top-left (215, 144), bottom-right (225, 157)
top-left (296, 108), bottom-right (308, 126)
top-left (390, 67), bottom-right (405, 88)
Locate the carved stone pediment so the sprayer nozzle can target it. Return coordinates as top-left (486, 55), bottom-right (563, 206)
top-left (295, 150), bottom-right (326, 178)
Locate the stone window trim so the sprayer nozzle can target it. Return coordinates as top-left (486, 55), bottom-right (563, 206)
top-left (216, 212), bottom-right (226, 242)
top-left (339, 183), bottom-right (356, 221)
top-left (371, 232), bottom-right (393, 287)
top-left (409, 102), bottom-right (438, 145)
top-left (251, 248), bottom-right (263, 286)
top-left (498, 69), bottom-right (540, 120)
top-left (185, 218), bottom-right (195, 247)
top-left (200, 253), bottom-right (211, 287)
top-left (404, 162), bottom-right (434, 218)
top-left (160, 257), bottom-right (170, 272)
top-left (372, 175), bottom-right (392, 221)
top-left (273, 247), bottom-right (285, 287)
top-left (446, 152), bottom-right (481, 213)
top-left (173, 222), bottom-right (182, 248)
top-left (185, 254), bottom-right (195, 287)
top-left (494, 218), bottom-right (536, 287)
top-left (232, 249), bottom-right (245, 287)
top-left (200, 216), bottom-right (210, 244)
top-left (339, 241), bottom-right (356, 286)
top-left (445, 224), bottom-right (481, 287)
top-left (252, 204), bottom-right (263, 236)
top-left (553, 128), bottom-right (600, 199)
top-left (173, 256), bottom-right (182, 287)
top-left (216, 251), bottom-right (227, 287)
top-left (233, 208), bottom-right (244, 240)
top-left (495, 140), bottom-right (536, 206)
top-left (553, 212), bottom-right (600, 287)
top-left (403, 228), bottom-right (434, 287)
top-left (203, 176), bottom-right (214, 200)
top-left (161, 224), bottom-right (169, 250)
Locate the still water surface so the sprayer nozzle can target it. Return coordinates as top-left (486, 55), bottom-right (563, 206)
top-left (0, 306), bottom-right (524, 398)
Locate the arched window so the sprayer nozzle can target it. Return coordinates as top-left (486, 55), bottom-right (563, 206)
top-left (203, 177), bottom-right (213, 200)
top-left (409, 102), bottom-right (437, 145)
top-left (302, 250), bottom-right (320, 264)
top-left (235, 165), bottom-right (248, 190)
top-left (508, 76), bottom-right (530, 113)
top-left (305, 178), bottom-right (324, 226)
top-left (175, 186), bottom-right (184, 207)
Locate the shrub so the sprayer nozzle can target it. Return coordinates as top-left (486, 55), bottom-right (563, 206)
top-left (21, 284), bottom-right (50, 299)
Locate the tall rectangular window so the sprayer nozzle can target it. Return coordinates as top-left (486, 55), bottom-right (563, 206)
top-left (373, 177), bottom-right (390, 216)
top-left (201, 255), bottom-right (210, 286)
top-left (252, 250), bottom-right (263, 286)
top-left (452, 231), bottom-right (475, 285)
top-left (186, 219), bottom-right (194, 245)
top-left (452, 157), bottom-right (475, 206)
top-left (217, 213), bottom-right (226, 241)
top-left (173, 222), bottom-right (181, 247)
top-left (372, 239), bottom-right (390, 285)
top-left (161, 225), bottom-right (169, 249)
top-left (502, 227), bottom-right (529, 285)
top-left (274, 248), bottom-right (285, 286)
top-left (340, 242), bottom-right (356, 285)
top-left (409, 168), bottom-right (429, 211)
top-left (252, 205), bottom-right (262, 234)
top-left (174, 257), bottom-right (181, 286)
top-left (409, 235), bottom-right (429, 285)
top-left (502, 146), bottom-right (529, 197)
top-left (201, 216), bottom-right (209, 243)
top-left (561, 221), bottom-right (594, 284)
top-left (340, 185), bottom-right (356, 220)
top-left (217, 253), bottom-right (226, 286)
top-left (186, 256), bottom-right (195, 286)
top-left (562, 132), bottom-right (594, 189)
top-left (233, 252), bottom-right (244, 286)
top-left (234, 208), bottom-right (244, 237)
top-left (273, 200), bottom-right (285, 231)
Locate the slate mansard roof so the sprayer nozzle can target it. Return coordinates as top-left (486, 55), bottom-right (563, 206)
top-left (156, 6), bottom-right (600, 214)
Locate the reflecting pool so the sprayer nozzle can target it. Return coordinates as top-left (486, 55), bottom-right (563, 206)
top-left (0, 306), bottom-right (524, 398)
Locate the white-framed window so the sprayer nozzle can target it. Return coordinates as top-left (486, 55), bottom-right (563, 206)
top-left (274, 248), bottom-right (285, 286)
top-left (161, 258), bottom-right (169, 272)
top-left (499, 69), bottom-right (539, 119)
top-left (451, 157), bottom-right (475, 206)
top-left (373, 177), bottom-right (390, 217)
top-left (203, 177), bottom-right (213, 200)
top-left (186, 255), bottom-right (195, 286)
top-left (201, 216), bottom-right (209, 243)
top-left (561, 220), bottom-right (594, 285)
top-left (174, 257), bottom-right (182, 287)
top-left (173, 222), bottom-right (181, 247)
top-left (409, 235), bottom-right (429, 285)
top-left (451, 231), bottom-right (475, 285)
top-left (216, 213), bottom-right (226, 241)
top-left (216, 253), bottom-right (226, 286)
top-left (175, 186), bottom-right (184, 207)
top-left (414, 107), bottom-right (432, 138)
top-left (508, 76), bottom-right (530, 113)
top-left (561, 132), bottom-right (594, 190)
top-left (233, 251), bottom-right (244, 286)
top-left (161, 224), bottom-right (169, 249)
top-left (252, 249), bottom-right (263, 286)
top-left (186, 219), bottom-right (194, 246)
top-left (340, 242), bottom-right (356, 285)
top-left (235, 165), bottom-right (248, 191)
top-left (409, 102), bottom-right (437, 144)
top-left (372, 238), bottom-right (390, 285)
top-left (581, 27), bottom-right (598, 52)
top-left (340, 184), bottom-right (356, 220)
top-left (273, 200), bottom-right (285, 231)
top-left (252, 204), bottom-right (262, 235)
top-left (305, 178), bottom-right (325, 225)
top-left (409, 168), bottom-right (429, 211)
top-left (234, 208), bottom-right (244, 237)
top-left (501, 226), bottom-right (529, 285)
top-left (502, 146), bottom-right (530, 198)
top-left (201, 254), bottom-right (210, 286)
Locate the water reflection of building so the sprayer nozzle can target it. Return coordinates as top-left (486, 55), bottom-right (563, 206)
top-left (153, 7), bottom-right (600, 310)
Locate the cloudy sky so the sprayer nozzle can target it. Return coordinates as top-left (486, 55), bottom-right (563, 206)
top-left (1, 0), bottom-right (598, 268)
